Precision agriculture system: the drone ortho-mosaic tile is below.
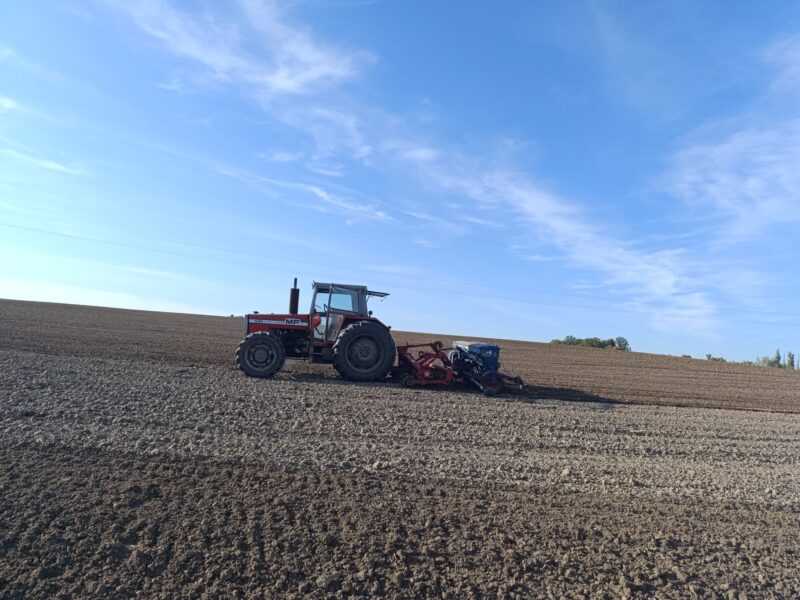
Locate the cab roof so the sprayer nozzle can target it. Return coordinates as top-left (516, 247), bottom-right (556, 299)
top-left (312, 282), bottom-right (389, 297)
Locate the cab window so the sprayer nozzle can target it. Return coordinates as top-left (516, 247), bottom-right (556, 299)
top-left (329, 289), bottom-right (357, 312)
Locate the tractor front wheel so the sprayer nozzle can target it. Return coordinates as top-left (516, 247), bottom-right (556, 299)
top-left (332, 321), bottom-right (396, 382)
top-left (236, 332), bottom-right (286, 378)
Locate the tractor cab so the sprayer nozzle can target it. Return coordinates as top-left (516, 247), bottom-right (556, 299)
top-left (310, 282), bottom-right (389, 343)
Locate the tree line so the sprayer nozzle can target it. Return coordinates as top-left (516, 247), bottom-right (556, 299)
top-left (550, 336), bottom-right (631, 351)
top-left (706, 349), bottom-right (797, 370)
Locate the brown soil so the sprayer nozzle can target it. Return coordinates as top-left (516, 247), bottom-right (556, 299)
top-left (2, 298), bottom-right (799, 413)
top-left (1, 299), bottom-right (799, 598)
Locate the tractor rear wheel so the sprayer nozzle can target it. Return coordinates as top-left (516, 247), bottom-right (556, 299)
top-left (332, 321), bottom-right (396, 382)
top-left (236, 332), bottom-right (286, 378)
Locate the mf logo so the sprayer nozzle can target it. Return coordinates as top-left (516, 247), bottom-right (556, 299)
top-left (284, 318), bottom-right (302, 325)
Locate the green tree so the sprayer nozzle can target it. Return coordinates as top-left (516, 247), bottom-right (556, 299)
top-left (551, 335), bottom-right (631, 349)
top-left (756, 349), bottom-right (785, 368)
top-left (787, 351), bottom-right (796, 370)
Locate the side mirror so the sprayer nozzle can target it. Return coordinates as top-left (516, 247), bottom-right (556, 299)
top-left (368, 310), bottom-right (373, 316)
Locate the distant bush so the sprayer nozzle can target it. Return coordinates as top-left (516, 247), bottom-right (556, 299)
top-left (754, 348), bottom-right (797, 369)
top-left (705, 354), bottom-right (726, 362)
top-left (550, 336), bottom-right (631, 351)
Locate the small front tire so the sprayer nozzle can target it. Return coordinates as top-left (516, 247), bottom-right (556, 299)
top-left (236, 332), bottom-right (286, 378)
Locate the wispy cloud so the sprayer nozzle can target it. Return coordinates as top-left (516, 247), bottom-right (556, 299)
top-left (258, 149), bottom-right (345, 177)
top-left (108, 0), bottom-right (378, 178)
top-left (668, 121), bottom-right (800, 238)
top-left (400, 147), bottom-right (440, 162)
top-left (118, 265), bottom-right (203, 284)
top-left (666, 32), bottom-right (800, 241)
top-left (259, 150), bottom-right (302, 163)
top-left (277, 105), bottom-right (374, 161)
top-left (216, 164), bottom-right (391, 221)
top-left (0, 45), bottom-right (75, 86)
top-left (1, 148), bottom-right (84, 175)
top-left (239, 0), bottom-right (374, 94)
top-left (588, 2), bottom-right (689, 118)
top-left (0, 95), bottom-right (18, 112)
top-left (107, 0), bottom-right (373, 97)
top-left (405, 157), bottom-right (716, 331)
top-left (762, 33), bottom-right (800, 93)
top-left (104, 0), bottom-right (748, 332)
top-left (366, 264), bottom-right (428, 277)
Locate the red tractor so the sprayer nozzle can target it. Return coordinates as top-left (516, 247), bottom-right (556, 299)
top-left (235, 279), bottom-right (396, 381)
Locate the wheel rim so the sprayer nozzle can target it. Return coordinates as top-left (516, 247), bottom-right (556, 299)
top-left (247, 341), bottom-right (276, 370)
top-left (347, 335), bottom-right (382, 372)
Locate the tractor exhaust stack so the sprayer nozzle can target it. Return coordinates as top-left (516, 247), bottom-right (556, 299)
top-left (289, 277), bottom-right (300, 314)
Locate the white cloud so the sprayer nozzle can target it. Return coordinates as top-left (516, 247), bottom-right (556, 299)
top-left (399, 146), bottom-right (440, 162)
top-left (118, 265), bottom-right (203, 284)
top-left (668, 121), bottom-right (800, 238)
top-left (366, 264), bottom-right (427, 277)
top-left (304, 163), bottom-right (344, 177)
top-left (1, 148), bottom-right (84, 175)
top-left (0, 95), bottom-right (18, 111)
top-left (279, 105), bottom-right (373, 160)
top-left (762, 33), bottom-right (800, 93)
top-left (459, 215), bottom-right (502, 228)
top-left (261, 150), bottom-right (302, 162)
top-left (216, 165), bottom-right (391, 221)
top-left (411, 160), bottom-right (713, 330)
top-left (107, 0), bottom-right (372, 97)
top-left (666, 33), bottom-right (800, 241)
top-left (412, 237), bottom-right (438, 249)
top-left (239, 0), bottom-right (374, 94)
top-left (104, 0), bottom-right (737, 333)
top-left (473, 171), bottom-right (687, 294)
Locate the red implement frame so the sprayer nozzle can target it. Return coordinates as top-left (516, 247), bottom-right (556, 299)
top-left (393, 342), bottom-right (454, 387)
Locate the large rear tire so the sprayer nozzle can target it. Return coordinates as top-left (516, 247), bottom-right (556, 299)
top-left (236, 332), bottom-right (286, 378)
top-left (332, 321), bottom-right (396, 382)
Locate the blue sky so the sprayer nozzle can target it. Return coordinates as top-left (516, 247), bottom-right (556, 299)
top-left (2, 1), bottom-right (800, 360)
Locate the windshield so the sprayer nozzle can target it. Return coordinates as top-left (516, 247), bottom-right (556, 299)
top-left (313, 286), bottom-right (359, 313)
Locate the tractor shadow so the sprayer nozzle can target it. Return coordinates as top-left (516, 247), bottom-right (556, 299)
top-left (281, 370), bottom-right (619, 408)
top-left (508, 383), bottom-right (619, 408)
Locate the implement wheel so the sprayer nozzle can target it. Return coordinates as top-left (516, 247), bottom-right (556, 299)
top-left (481, 371), bottom-right (505, 397)
top-left (236, 332), bottom-right (286, 378)
top-left (332, 321), bottom-right (396, 382)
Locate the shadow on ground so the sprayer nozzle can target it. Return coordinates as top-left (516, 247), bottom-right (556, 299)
top-left (510, 384), bottom-right (618, 407)
top-left (281, 371), bottom-right (618, 407)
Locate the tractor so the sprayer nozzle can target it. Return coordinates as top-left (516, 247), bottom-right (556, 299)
top-left (235, 279), bottom-right (396, 381)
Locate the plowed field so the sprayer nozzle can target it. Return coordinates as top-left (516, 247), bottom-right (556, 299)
top-left (1, 299), bottom-right (799, 598)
